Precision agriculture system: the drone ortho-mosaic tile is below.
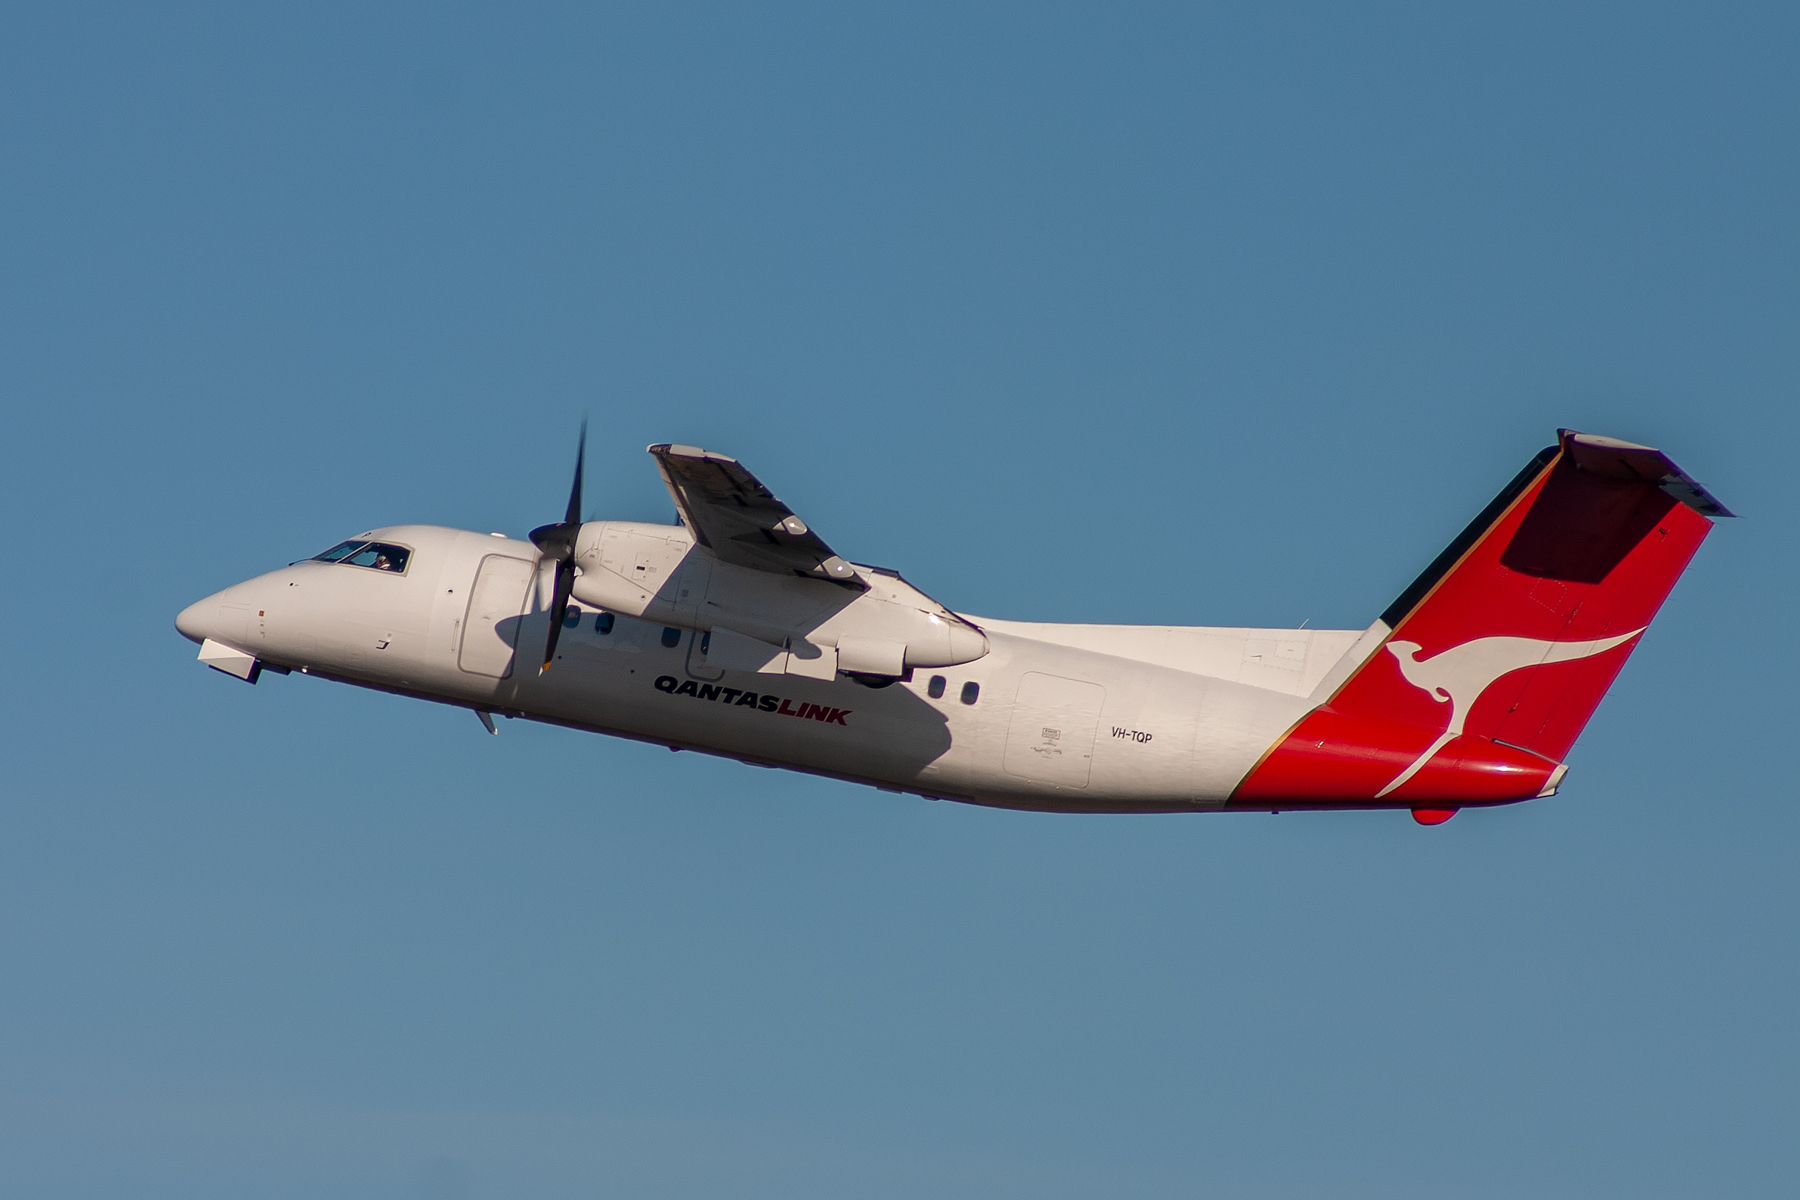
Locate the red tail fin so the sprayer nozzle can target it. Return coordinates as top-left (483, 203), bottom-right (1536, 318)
top-left (1233, 431), bottom-right (1730, 809)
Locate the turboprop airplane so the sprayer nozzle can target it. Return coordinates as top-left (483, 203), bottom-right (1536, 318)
top-left (175, 428), bottom-right (1730, 824)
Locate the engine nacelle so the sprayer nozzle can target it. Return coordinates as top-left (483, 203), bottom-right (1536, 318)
top-left (567, 520), bottom-right (988, 675)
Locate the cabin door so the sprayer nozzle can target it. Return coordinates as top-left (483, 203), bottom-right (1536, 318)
top-left (459, 554), bottom-right (535, 677)
top-left (1003, 672), bottom-right (1106, 788)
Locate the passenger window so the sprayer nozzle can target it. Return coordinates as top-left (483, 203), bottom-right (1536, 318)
top-left (312, 540), bottom-right (368, 562)
top-left (928, 675), bottom-right (946, 699)
top-left (343, 543), bottom-right (411, 573)
top-left (563, 605), bottom-right (582, 629)
top-left (661, 627), bottom-right (682, 648)
top-left (595, 612), bottom-right (615, 634)
top-left (960, 681), bottom-right (980, 705)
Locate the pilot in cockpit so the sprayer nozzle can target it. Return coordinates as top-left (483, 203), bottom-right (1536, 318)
top-left (312, 540), bottom-right (411, 573)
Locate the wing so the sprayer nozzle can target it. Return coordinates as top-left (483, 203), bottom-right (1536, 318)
top-left (647, 444), bottom-right (866, 589)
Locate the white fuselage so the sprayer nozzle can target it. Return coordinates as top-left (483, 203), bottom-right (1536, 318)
top-left (178, 524), bottom-right (1372, 813)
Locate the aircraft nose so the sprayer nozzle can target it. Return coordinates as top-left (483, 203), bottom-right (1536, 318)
top-left (175, 595), bottom-right (218, 644)
top-left (177, 576), bottom-right (282, 647)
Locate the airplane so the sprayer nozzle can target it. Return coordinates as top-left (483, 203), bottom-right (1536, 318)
top-left (174, 428), bottom-right (1730, 825)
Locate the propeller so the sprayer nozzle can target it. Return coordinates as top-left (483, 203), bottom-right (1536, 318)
top-left (529, 419), bottom-right (587, 674)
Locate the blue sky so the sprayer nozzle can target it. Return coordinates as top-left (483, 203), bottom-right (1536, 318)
top-left (1, 3), bottom-right (1795, 1197)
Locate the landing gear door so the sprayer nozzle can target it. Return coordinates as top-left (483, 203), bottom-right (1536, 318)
top-left (459, 554), bottom-right (536, 678)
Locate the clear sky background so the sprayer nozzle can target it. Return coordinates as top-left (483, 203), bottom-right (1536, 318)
top-left (1, 3), bottom-right (1795, 1198)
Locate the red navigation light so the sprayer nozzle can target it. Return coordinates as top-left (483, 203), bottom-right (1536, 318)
top-left (1411, 807), bottom-right (1458, 826)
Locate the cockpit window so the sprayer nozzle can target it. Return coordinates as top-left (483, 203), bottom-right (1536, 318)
top-left (313, 540), bottom-right (368, 562)
top-left (343, 543), bottom-right (411, 573)
top-left (313, 540), bottom-right (410, 572)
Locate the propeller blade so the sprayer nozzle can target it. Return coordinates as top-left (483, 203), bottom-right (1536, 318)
top-left (541, 558), bottom-right (576, 674)
top-left (532, 420), bottom-right (590, 675)
top-left (565, 417), bottom-right (586, 527)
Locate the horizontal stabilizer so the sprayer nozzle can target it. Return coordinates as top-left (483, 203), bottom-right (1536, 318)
top-left (1562, 432), bottom-right (1734, 518)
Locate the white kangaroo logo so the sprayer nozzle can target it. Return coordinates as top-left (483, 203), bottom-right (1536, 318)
top-left (1373, 628), bottom-right (1645, 797)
